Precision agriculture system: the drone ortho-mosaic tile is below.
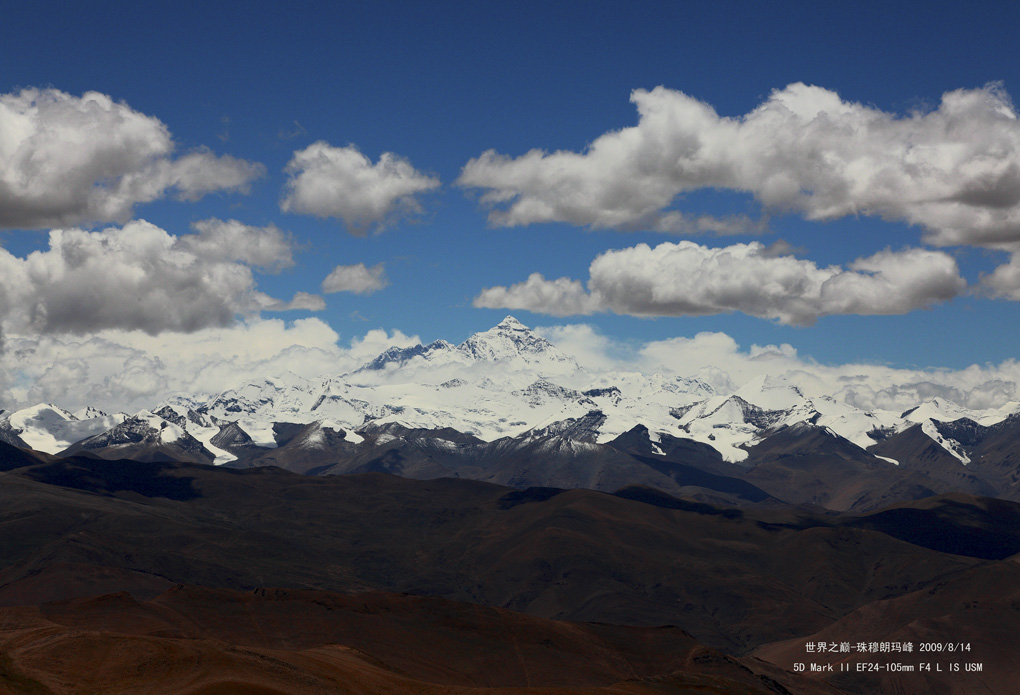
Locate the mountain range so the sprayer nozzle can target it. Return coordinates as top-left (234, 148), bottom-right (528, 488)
top-left (4, 316), bottom-right (1020, 512)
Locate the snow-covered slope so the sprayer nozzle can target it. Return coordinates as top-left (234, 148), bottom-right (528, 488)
top-left (893, 397), bottom-right (1011, 465)
top-left (63, 408), bottom-right (215, 464)
top-left (0, 404), bottom-right (125, 454)
top-left (358, 316), bottom-right (579, 377)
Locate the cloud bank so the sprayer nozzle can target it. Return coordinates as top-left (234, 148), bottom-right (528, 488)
top-left (0, 88), bottom-right (264, 229)
top-left (460, 82), bottom-right (1020, 246)
top-left (475, 241), bottom-right (964, 324)
top-left (533, 323), bottom-right (1020, 414)
top-left (0, 320), bottom-right (422, 413)
top-left (281, 142), bottom-right (440, 233)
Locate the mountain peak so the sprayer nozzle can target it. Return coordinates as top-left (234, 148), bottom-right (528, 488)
top-left (358, 339), bottom-right (458, 372)
top-left (459, 317), bottom-right (576, 371)
top-left (496, 315), bottom-right (528, 331)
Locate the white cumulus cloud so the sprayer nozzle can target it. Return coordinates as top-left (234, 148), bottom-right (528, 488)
top-left (0, 88), bottom-right (264, 229)
top-left (0, 219), bottom-right (317, 336)
top-left (181, 218), bottom-right (295, 272)
top-left (459, 82), bottom-right (1020, 246)
top-left (258, 292), bottom-right (327, 312)
top-left (474, 241), bottom-right (965, 325)
top-left (977, 249), bottom-right (1020, 299)
top-left (281, 142), bottom-right (440, 234)
top-left (321, 262), bottom-right (389, 295)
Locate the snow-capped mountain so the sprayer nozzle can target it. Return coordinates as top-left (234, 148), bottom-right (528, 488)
top-left (0, 404), bottom-right (125, 453)
top-left (5, 317), bottom-right (1020, 493)
top-left (357, 316), bottom-right (579, 377)
top-left (62, 408), bottom-right (217, 464)
top-left (458, 316), bottom-right (578, 373)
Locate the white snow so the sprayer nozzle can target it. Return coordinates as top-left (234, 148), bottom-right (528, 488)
top-left (342, 428), bottom-right (364, 445)
top-left (891, 397), bottom-right (1015, 464)
top-left (735, 374), bottom-right (804, 410)
top-left (238, 419), bottom-right (280, 448)
top-left (4, 404), bottom-right (125, 454)
top-left (921, 419), bottom-right (970, 465)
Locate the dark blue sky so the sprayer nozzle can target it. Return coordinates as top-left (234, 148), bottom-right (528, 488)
top-left (3, 0), bottom-right (1020, 373)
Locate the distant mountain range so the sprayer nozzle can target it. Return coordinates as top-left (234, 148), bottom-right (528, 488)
top-left (3, 315), bottom-right (1020, 511)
